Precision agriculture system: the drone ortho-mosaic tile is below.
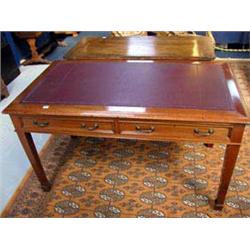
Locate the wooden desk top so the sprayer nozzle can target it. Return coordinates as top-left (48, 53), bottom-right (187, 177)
top-left (3, 60), bottom-right (249, 125)
top-left (64, 36), bottom-right (215, 61)
top-left (21, 61), bottom-right (239, 111)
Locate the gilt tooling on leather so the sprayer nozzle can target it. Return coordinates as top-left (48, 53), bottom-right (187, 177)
top-left (22, 61), bottom-right (235, 111)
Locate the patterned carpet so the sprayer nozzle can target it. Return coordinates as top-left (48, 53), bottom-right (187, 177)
top-left (3, 62), bottom-right (250, 218)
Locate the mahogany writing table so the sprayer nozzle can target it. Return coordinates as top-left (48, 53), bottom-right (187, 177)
top-left (3, 60), bottom-right (249, 210)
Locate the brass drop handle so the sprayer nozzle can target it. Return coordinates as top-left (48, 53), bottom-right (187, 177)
top-left (33, 121), bottom-right (49, 127)
top-left (193, 128), bottom-right (214, 136)
top-left (135, 125), bottom-right (155, 133)
top-left (80, 123), bottom-right (99, 131)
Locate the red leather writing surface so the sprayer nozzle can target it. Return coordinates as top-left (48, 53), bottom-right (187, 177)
top-left (22, 61), bottom-right (235, 111)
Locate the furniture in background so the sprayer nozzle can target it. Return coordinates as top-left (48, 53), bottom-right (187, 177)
top-left (151, 31), bottom-right (196, 36)
top-left (196, 32), bottom-right (250, 55)
top-left (212, 32), bottom-right (250, 47)
top-left (213, 32), bottom-right (250, 56)
top-left (1, 33), bottom-right (20, 84)
top-left (53, 32), bottom-right (79, 46)
top-left (54, 31), bottom-right (78, 37)
top-left (3, 60), bottom-right (250, 210)
top-left (15, 32), bottom-right (52, 65)
top-left (111, 31), bottom-right (148, 37)
top-left (112, 31), bottom-right (196, 37)
top-left (64, 36), bottom-right (215, 61)
top-left (110, 31), bottom-right (250, 55)
top-left (1, 78), bottom-right (9, 99)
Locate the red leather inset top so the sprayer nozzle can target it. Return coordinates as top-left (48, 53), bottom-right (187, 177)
top-left (22, 61), bottom-right (235, 111)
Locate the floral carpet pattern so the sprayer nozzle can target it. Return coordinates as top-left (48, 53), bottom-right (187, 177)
top-left (3, 62), bottom-right (250, 218)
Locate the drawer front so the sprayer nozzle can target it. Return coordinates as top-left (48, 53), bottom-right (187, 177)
top-left (22, 117), bottom-right (115, 135)
top-left (119, 121), bottom-right (230, 142)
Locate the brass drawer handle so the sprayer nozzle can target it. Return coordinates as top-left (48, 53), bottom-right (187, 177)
top-left (194, 128), bottom-right (214, 136)
top-left (33, 121), bottom-right (49, 127)
top-left (80, 123), bottom-right (99, 131)
top-left (135, 125), bottom-right (155, 133)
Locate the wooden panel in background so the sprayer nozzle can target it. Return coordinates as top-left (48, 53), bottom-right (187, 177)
top-left (64, 36), bottom-right (215, 61)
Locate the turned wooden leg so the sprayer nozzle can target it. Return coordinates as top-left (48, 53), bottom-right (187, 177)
top-left (214, 144), bottom-right (240, 210)
top-left (22, 38), bottom-right (51, 65)
top-left (11, 117), bottom-right (51, 191)
top-left (28, 38), bottom-right (40, 59)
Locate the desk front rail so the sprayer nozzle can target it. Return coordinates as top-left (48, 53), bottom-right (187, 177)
top-left (14, 115), bottom-right (245, 145)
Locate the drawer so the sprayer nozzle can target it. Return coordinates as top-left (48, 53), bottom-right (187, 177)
top-left (119, 121), bottom-right (230, 142)
top-left (22, 117), bottom-right (115, 135)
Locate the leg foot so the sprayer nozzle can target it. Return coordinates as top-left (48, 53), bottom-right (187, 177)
top-left (214, 199), bottom-right (224, 210)
top-left (22, 58), bottom-right (51, 65)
